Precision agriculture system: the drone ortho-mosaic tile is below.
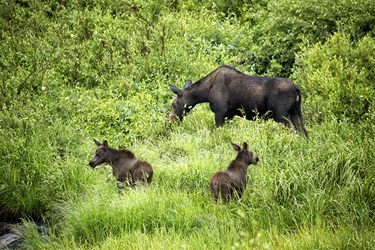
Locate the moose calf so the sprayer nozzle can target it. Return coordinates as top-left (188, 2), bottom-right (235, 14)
top-left (89, 139), bottom-right (153, 186)
top-left (210, 142), bottom-right (259, 202)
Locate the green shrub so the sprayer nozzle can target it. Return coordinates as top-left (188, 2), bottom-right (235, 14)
top-left (239, 0), bottom-right (375, 77)
top-left (0, 98), bottom-right (101, 220)
top-left (293, 33), bottom-right (375, 124)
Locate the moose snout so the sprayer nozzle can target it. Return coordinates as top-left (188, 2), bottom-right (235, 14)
top-left (88, 161), bottom-right (97, 168)
top-left (254, 156), bottom-right (259, 163)
top-left (167, 112), bottom-right (178, 121)
top-left (167, 112), bottom-right (181, 122)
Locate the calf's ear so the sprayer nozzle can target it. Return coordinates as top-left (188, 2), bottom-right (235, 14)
top-left (231, 142), bottom-right (241, 152)
top-left (103, 140), bottom-right (109, 148)
top-left (242, 142), bottom-right (248, 150)
top-left (169, 84), bottom-right (183, 97)
top-left (94, 138), bottom-right (102, 147)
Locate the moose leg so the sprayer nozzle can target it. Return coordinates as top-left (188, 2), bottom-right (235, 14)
top-left (290, 114), bottom-right (302, 131)
top-left (211, 103), bottom-right (228, 127)
top-left (275, 110), bottom-right (309, 137)
top-left (130, 163), bottom-right (153, 186)
top-left (214, 112), bottom-right (226, 127)
top-left (290, 110), bottom-right (309, 138)
top-left (272, 110), bottom-right (292, 128)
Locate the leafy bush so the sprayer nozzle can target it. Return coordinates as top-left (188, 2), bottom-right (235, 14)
top-left (293, 33), bottom-right (375, 124)
top-left (239, 0), bottom-right (375, 77)
top-left (0, 96), bottom-right (104, 220)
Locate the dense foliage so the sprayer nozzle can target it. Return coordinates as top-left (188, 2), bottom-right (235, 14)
top-left (243, 0), bottom-right (375, 76)
top-left (1, 0), bottom-right (374, 249)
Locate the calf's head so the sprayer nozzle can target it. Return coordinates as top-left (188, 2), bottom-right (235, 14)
top-left (168, 80), bottom-right (193, 122)
top-left (89, 139), bottom-right (109, 168)
top-left (232, 142), bottom-right (259, 166)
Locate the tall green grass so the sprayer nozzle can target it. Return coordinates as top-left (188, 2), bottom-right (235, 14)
top-left (1, 88), bottom-right (373, 249)
top-left (18, 111), bottom-right (375, 249)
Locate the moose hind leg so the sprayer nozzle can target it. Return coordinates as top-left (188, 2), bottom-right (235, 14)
top-left (290, 113), bottom-right (309, 137)
top-left (131, 166), bottom-right (152, 186)
top-left (272, 110), bottom-right (292, 128)
top-left (146, 170), bottom-right (153, 184)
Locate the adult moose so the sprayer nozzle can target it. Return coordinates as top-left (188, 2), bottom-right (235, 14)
top-left (210, 142), bottom-right (259, 203)
top-left (168, 65), bottom-right (308, 137)
top-left (89, 139), bottom-right (153, 186)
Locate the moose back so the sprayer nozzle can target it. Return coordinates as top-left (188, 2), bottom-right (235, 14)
top-left (168, 65), bottom-right (308, 137)
top-left (89, 139), bottom-right (153, 186)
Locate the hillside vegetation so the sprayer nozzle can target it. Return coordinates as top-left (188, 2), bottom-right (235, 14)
top-left (1, 0), bottom-right (374, 249)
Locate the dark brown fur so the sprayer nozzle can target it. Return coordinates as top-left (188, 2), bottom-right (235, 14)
top-left (168, 65), bottom-right (308, 137)
top-left (210, 142), bottom-right (259, 203)
top-left (89, 139), bottom-right (153, 186)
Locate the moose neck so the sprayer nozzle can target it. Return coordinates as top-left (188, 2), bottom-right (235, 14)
top-left (105, 147), bottom-right (136, 176)
top-left (228, 159), bottom-right (248, 172)
top-left (230, 153), bottom-right (250, 170)
top-left (105, 147), bottom-right (134, 166)
top-left (185, 79), bottom-right (211, 105)
top-left (103, 147), bottom-right (116, 165)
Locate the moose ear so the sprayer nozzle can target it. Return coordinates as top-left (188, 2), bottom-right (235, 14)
top-left (231, 142), bottom-right (241, 152)
top-left (184, 80), bottom-right (192, 90)
top-left (169, 84), bottom-right (183, 97)
top-left (242, 142), bottom-right (248, 150)
top-left (94, 138), bottom-right (102, 147)
top-left (103, 140), bottom-right (108, 148)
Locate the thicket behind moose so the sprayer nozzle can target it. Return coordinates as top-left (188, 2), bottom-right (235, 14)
top-left (89, 139), bottom-right (153, 186)
top-left (210, 142), bottom-right (259, 203)
top-left (168, 65), bottom-right (308, 137)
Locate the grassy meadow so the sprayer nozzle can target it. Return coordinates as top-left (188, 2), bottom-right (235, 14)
top-left (18, 113), bottom-right (375, 249)
top-left (1, 0), bottom-right (375, 249)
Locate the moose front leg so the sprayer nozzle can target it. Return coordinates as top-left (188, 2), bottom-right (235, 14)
top-left (215, 110), bottom-right (227, 128)
top-left (214, 111), bottom-right (227, 127)
top-left (210, 100), bottom-right (229, 127)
